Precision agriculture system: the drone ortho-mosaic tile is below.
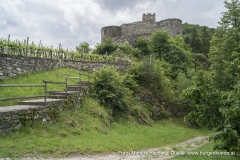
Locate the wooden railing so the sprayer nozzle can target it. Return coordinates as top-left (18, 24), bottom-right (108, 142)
top-left (0, 71), bottom-right (92, 106)
top-left (79, 72), bottom-right (93, 83)
top-left (0, 84), bottom-right (45, 101)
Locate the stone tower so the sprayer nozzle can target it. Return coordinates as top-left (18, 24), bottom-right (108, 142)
top-left (142, 13), bottom-right (156, 22)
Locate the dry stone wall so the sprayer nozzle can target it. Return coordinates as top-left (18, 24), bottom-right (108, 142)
top-left (0, 94), bottom-right (81, 134)
top-left (0, 54), bottom-right (131, 80)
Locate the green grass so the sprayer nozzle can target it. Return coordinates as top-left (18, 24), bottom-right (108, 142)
top-left (0, 68), bottom-right (91, 107)
top-left (170, 141), bottom-right (238, 160)
top-left (0, 97), bottom-right (214, 159)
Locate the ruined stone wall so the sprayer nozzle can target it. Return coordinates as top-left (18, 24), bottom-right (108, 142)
top-left (157, 18), bottom-right (182, 37)
top-left (101, 13), bottom-right (183, 46)
top-left (121, 21), bottom-right (156, 36)
top-left (0, 54), bottom-right (131, 80)
top-left (112, 34), bottom-right (151, 46)
top-left (101, 26), bottom-right (122, 41)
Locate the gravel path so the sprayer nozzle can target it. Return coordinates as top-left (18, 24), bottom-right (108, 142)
top-left (21, 135), bottom-right (210, 160)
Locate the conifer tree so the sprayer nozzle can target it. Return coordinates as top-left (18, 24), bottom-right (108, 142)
top-left (201, 26), bottom-right (210, 56)
top-left (190, 27), bottom-right (202, 53)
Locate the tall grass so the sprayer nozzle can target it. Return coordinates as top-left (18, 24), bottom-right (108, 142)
top-left (0, 68), bottom-right (90, 107)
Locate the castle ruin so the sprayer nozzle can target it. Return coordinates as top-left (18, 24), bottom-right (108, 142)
top-left (101, 13), bottom-right (182, 46)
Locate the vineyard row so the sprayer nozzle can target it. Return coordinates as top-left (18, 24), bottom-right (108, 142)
top-left (0, 35), bottom-right (130, 63)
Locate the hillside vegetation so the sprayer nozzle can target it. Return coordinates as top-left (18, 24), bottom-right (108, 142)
top-left (88, 0), bottom-right (240, 157)
top-left (0, 94), bottom-right (213, 158)
top-left (1, 0), bottom-right (240, 159)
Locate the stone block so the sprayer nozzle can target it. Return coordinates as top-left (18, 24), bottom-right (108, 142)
top-left (12, 114), bottom-right (19, 120)
top-left (0, 123), bottom-right (10, 129)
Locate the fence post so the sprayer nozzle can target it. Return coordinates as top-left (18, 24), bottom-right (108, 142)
top-left (39, 40), bottom-right (41, 47)
top-left (43, 80), bottom-right (47, 105)
top-left (7, 35), bottom-right (10, 54)
top-left (38, 40), bottom-right (41, 57)
top-left (88, 71), bottom-right (90, 83)
top-left (59, 43), bottom-right (61, 59)
top-left (149, 54), bottom-right (152, 65)
top-left (65, 76), bottom-right (68, 95)
top-left (26, 37), bottom-right (29, 56)
top-left (66, 47), bottom-right (68, 60)
top-left (31, 41), bottom-right (34, 56)
top-left (51, 45), bottom-right (53, 59)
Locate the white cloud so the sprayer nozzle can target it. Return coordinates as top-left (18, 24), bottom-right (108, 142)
top-left (0, 0), bottom-right (226, 49)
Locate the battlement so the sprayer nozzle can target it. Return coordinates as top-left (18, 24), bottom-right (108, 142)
top-left (142, 13), bottom-right (156, 22)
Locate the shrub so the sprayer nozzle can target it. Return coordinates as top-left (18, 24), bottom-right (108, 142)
top-left (91, 66), bottom-right (132, 115)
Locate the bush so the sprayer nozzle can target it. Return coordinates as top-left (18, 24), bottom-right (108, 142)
top-left (129, 58), bottom-right (172, 101)
top-left (95, 38), bottom-right (117, 55)
top-left (91, 66), bottom-right (132, 115)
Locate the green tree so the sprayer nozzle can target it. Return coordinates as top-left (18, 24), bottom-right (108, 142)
top-left (219, 0), bottom-right (240, 43)
top-left (201, 26), bottom-right (210, 55)
top-left (184, 71), bottom-right (240, 154)
top-left (183, 72), bottom-right (224, 130)
top-left (76, 42), bottom-right (91, 54)
top-left (184, 35), bottom-right (191, 44)
top-left (210, 82), bottom-right (240, 154)
top-left (192, 53), bottom-right (210, 72)
top-left (163, 44), bottom-right (190, 79)
top-left (185, 0), bottom-right (240, 155)
top-left (190, 27), bottom-right (202, 53)
top-left (150, 30), bottom-right (190, 79)
top-left (135, 37), bottom-right (152, 56)
top-left (209, 0), bottom-right (240, 91)
top-left (150, 30), bottom-right (170, 58)
top-left (170, 35), bottom-right (192, 52)
top-left (95, 38), bottom-right (117, 55)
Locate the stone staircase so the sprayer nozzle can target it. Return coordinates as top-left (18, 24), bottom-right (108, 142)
top-left (0, 81), bottom-right (92, 133)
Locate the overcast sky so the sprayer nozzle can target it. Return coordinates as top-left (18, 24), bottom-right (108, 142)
top-left (0, 0), bottom-right (226, 50)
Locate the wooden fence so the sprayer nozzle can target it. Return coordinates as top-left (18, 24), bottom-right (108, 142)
top-left (0, 72), bottom-right (92, 106)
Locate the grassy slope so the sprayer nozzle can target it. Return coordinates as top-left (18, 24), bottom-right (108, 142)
top-left (0, 68), bottom-right (214, 159)
top-left (0, 97), bottom-right (213, 158)
top-left (0, 68), bottom-right (90, 107)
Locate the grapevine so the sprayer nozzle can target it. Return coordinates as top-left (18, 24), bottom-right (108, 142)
top-left (0, 37), bottom-right (129, 63)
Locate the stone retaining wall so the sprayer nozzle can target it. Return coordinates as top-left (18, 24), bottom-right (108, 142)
top-left (0, 94), bottom-right (81, 134)
top-left (0, 54), bottom-right (131, 80)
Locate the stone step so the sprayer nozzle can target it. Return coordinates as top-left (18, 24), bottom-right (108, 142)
top-left (48, 95), bottom-right (68, 99)
top-left (49, 91), bottom-right (80, 96)
top-left (49, 92), bottom-right (84, 99)
top-left (67, 85), bottom-right (82, 91)
top-left (0, 105), bottom-right (44, 113)
top-left (18, 99), bottom-right (64, 106)
top-left (77, 82), bottom-right (92, 86)
top-left (67, 85), bottom-right (90, 91)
